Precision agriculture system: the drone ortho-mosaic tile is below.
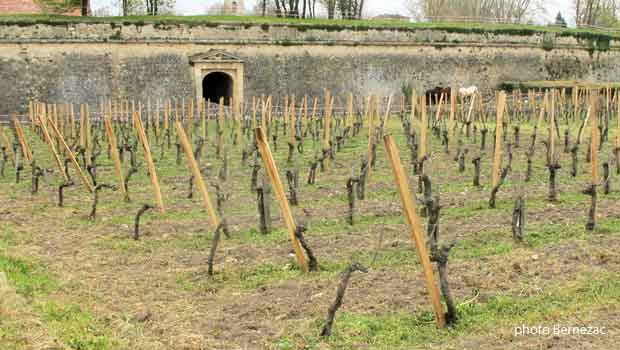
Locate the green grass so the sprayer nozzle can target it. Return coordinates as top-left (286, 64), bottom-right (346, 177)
top-left (0, 227), bottom-right (122, 350)
top-left (279, 271), bottom-right (620, 349)
top-left (0, 226), bottom-right (56, 297)
top-left (40, 301), bottom-right (121, 350)
top-left (0, 14), bottom-right (618, 42)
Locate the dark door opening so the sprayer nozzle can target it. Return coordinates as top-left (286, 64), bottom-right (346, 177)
top-left (202, 72), bottom-right (233, 106)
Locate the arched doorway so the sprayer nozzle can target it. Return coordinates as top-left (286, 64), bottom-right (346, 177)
top-left (202, 72), bottom-right (233, 106)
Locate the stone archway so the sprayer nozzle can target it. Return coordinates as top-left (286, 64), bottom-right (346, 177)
top-left (202, 71), bottom-right (234, 105)
top-left (190, 49), bottom-right (244, 110)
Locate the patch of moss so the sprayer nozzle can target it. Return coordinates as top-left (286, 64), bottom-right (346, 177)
top-left (542, 32), bottom-right (555, 51)
top-left (108, 30), bottom-right (122, 41)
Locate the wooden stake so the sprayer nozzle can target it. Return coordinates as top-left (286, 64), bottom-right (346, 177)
top-left (176, 122), bottom-right (219, 229)
top-left (11, 116), bottom-right (32, 162)
top-left (48, 119), bottom-right (93, 193)
top-left (590, 95), bottom-right (599, 184)
top-left (289, 96), bottom-right (296, 147)
top-left (410, 90), bottom-right (417, 136)
top-left (103, 115), bottom-right (127, 199)
top-left (383, 134), bottom-right (446, 329)
top-left (492, 92), bottom-right (507, 188)
top-left (549, 90), bottom-right (555, 163)
top-left (37, 115), bottom-right (69, 182)
top-left (254, 128), bottom-right (309, 272)
top-left (382, 95), bottom-right (393, 128)
top-left (0, 125), bottom-right (15, 165)
top-left (450, 87), bottom-right (457, 122)
top-left (434, 94), bottom-right (445, 122)
top-left (419, 95), bottom-right (428, 161)
top-left (134, 112), bottom-right (165, 213)
top-left (616, 89), bottom-right (620, 149)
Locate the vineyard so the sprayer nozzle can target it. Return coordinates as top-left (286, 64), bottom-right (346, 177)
top-left (1, 90), bottom-right (619, 349)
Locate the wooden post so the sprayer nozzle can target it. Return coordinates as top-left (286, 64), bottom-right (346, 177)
top-left (48, 119), bottom-right (93, 193)
top-left (289, 96), bottom-right (297, 148)
top-left (448, 89), bottom-right (456, 153)
top-left (347, 93), bottom-right (354, 129)
top-left (164, 99), bottom-right (170, 132)
top-left (323, 95), bottom-right (333, 170)
top-left (28, 100), bottom-right (34, 125)
top-left (0, 125), bottom-right (15, 165)
top-left (79, 104), bottom-right (86, 147)
top-left (536, 91), bottom-right (547, 132)
top-left (450, 87), bottom-right (457, 122)
top-left (492, 92), bottom-right (507, 188)
top-left (419, 95), bottom-right (428, 161)
top-left (252, 96), bottom-right (257, 130)
top-left (434, 93), bottom-right (445, 122)
top-left (616, 89), bottom-right (620, 149)
top-left (85, 104), bottom-right (91, 150)
top-left (254, 128), bottom-right (309, 272)
top-left (303, 95), bottom-right (309, 132)
top-left (383, 134), bottom-right (446, 329)
top-left (367, 95), bottom-right (374, 151)
top-left (590, 95), bottom-right (599, 184)
top-left (155, 99), bottom-right (161, 136)
top-left (465, 94), bottom-right (476, 124)
top-left (549, 90), bottom-right (555, 163)
top-left (382, 95), bottom-right (393, 129)
top-left (69, 103), bottom-right (75, 139)
top-left (37, 115), bottom-right (69, 182)
top-left (410, 90), bottom-right (417, 136)
top-left (11, 116), bottom-right (33, 162)
top-left (103, 115), bottom-right (127, 199)
top-left (235, 98), bottom-right (242, 146)
top-left (134, 112), bottom-right (165, 213)
top-left (176, 122), bottom-right (220, 229)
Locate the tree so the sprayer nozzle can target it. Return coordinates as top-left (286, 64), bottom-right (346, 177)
top-left (555, 11), bottom-right (567, 27)
top-left (337, 0), bottom-right (365, 19)
top-left (81, 0), bottom-right (89, 16)
top-left (407, 0), bottom-right (542, 23)
top-left (574, 0), bottom-right (619, 26)
top-left (117, 0), bottom-right (175, 16)
top-left (273, 0), bottom-right (301, 17)
top-left (320, 0), bottom-right (337, 19)
top-left (254, 0), bottom-right (271, 16)
top-left (145, 0), bottom-right (175, 15)
top-left (208, 1), bottom-right (225, 14)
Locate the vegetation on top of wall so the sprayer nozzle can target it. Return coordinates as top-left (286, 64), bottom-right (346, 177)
top-left (502, 80), bottom-right (620, 90)
top-left (0, 14), bottom-right (619, 45)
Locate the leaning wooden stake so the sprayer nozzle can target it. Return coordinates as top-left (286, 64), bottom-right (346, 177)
top-left (134, 112), bottom-right (165, 213)
top-left (103, 115), bottom-right (127, 199)
top-left (37, 115), bottom-right (69, 182)
top-left (0, 124), bottom-right (15, 165)
top-left (383, 134), bottom-right (446, 328)
top-left (11, 116), bottom-right (32, 162)
top-left (48, 119), bottom-right (94, 193)
top-left (255, 127), bottom-right (309, 272)
top-left (176, 121), bottom-right (220, 229)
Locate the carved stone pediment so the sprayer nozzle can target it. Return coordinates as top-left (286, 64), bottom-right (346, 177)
top-left (190, 49), bottom-right (243, 64)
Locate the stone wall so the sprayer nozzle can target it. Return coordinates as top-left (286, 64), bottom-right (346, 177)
top-left (1, 20), bottom-right (619, 114)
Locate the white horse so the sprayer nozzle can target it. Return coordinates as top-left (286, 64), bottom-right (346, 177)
top-left (459, 86), bottom-right (478, 97)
